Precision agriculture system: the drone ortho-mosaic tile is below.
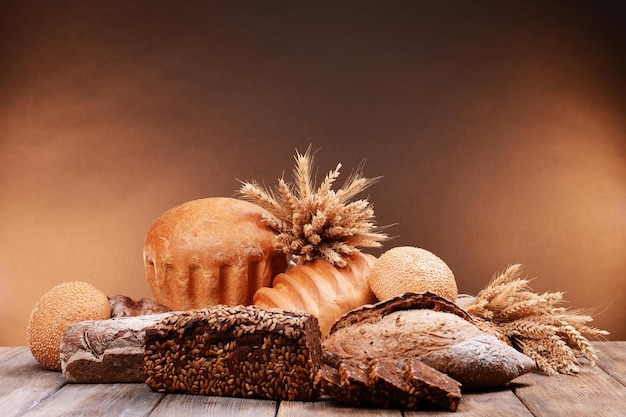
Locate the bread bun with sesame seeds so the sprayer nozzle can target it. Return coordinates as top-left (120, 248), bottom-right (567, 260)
top-left (27, 281), bottom-right (111, 370)
top-left (369, 246), bottom-right (458, 302)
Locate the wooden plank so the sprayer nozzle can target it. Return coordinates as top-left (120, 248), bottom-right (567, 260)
top-left (0, 346), bottom-right (25, 361)
top-left (405, 388), bottom-right (534, 417)
top-left (150, 394), bottom-right (277, 417)
top-left (277, 399), bottom-right (402, 417)
top-left (594, 341), bottom-right (626, 387)
top-left (511, 363), bottom-right (626, 417)
top-left (20, 383), bottom-right (163, 417)
top-left (0, 348), bottom-right (66, 417)
top-left (0, 344), bottom-right (624, 416)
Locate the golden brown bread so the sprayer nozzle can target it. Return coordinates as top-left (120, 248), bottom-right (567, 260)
top-left (143, 197), bottom-right (288, 310)
top-left (27, 281), bottom-right (111, 370)
top-left (253, 252), bottom-right (377, 336)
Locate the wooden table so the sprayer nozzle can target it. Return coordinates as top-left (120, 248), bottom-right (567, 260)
top-left (1, 342), bottom-right (624, 417)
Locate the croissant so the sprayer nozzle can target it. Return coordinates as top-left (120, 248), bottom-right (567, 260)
top-left (253, 252), bottom-right (377, 336)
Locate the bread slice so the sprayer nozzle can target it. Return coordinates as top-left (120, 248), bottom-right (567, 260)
top-left (314, 357), bottom-right (461, 411)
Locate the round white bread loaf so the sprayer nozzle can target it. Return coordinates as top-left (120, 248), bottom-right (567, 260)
top-left (143, 197), bottom-right (288, 310)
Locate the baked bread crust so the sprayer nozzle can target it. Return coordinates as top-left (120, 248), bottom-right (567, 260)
top-left (143, 197), bottom-right (288, 310)
top-left (322, 292), bottom-right (536, 390)
top-left (253, 252), bottom-right (377, 336)
top-left (109, 295), bottom-right (171, 317)
top-left (60, 312), bottom-right (175, 383)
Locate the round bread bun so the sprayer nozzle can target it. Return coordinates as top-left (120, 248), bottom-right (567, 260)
top-left (143, 197), bottom-right (288, 310)
top-left (27, 281), bottom-right (111, 370)
top-left (369, 246), bottom-right (458, 302)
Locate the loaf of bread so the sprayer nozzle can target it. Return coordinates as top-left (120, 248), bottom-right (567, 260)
top-left (143, 197), bottom-right (288, 310)
top-left (253, 252), bottom-right (377, 336)
top-left (144, 305), bottom-right (322, 401)
top-left (323, 292), bottom-right (536, 390)
top-left (60, 312), bottom-right (175, 383)
top-left (109, 295), bottom-right (171, 317)
top-left (315, 357), bottom-right (462, 411)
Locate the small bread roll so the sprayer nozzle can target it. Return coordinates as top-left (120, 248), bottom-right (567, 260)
top-left (369, 246), bottom-right (458, 302)
top-left (27, 281), bottom-right (111, 370)
top-left (143, 197), bottom-right (288, 310)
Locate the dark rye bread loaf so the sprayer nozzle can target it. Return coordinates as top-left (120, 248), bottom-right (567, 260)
top-left (314, 357), bottom-right (461, 411)
top-left (323, 292), bottom-right (535, 390)
top-left (144, 305), bottom-right (322, 401)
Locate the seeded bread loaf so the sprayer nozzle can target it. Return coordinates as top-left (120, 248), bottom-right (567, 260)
top-left (144, 305), bottom-right (322, 401)
top-left (144, 197), bottom-right (288, 310)
top-left (60, 312), bottom-right (175, 383)
top-left (253, 252), bottom-right (377, 336)
top-left (323, 292), bottom-right (536, 390)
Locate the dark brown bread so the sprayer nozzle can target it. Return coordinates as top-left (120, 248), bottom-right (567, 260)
top-left (368, 359), bottom-right (413, 408)
top-left (404, 358), bottom-right (462, 411)
top-left (144, 305), bottom-right (322, 401)
top-left (314, 357), bottom-right (461, 411)
top-left (339, 359), bottom-right (394, 408)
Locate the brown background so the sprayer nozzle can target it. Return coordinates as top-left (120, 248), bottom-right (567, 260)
top-left (1, 1), bottom-right (624, 346)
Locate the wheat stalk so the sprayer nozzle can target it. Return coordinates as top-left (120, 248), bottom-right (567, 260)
top-left (238, 146), bottom-right (389, 267)
top-left (466, 264), bottom-right (609, 375)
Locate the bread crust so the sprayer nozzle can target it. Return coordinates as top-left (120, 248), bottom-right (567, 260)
top-left (322, 292), bottom-right (536, 390)
top-left (109, 295), bottom-right (171, 317)
top-left (253, 252), bottom-right (377, 336)
top-left (143, 197), bottom-right (288, 310)
top-left (60, 313), bottom-right (175, 383)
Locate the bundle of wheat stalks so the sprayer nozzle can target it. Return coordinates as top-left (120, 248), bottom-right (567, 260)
top-left (466, 264), bottom-right (609, 375)
top-left (239, 146), bottom-right (388, 267)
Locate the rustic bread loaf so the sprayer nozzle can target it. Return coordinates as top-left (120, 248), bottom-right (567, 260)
top-left (253, 252), bottom-right (377, 336)
top-left (144, 197), bottom-right (288, 310)
top-left (323, 292), bottom-right (536, 390)
top-left (144, 305), bottom-right (322, 401)
top-left (60, 312), bottom-right (175, 383)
